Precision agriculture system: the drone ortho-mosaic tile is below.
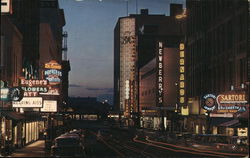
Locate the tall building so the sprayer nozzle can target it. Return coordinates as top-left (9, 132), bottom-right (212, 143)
top-left (114, 5), bottom-right (184, 126)
top-left (186, 0), bottom-right (249, 135)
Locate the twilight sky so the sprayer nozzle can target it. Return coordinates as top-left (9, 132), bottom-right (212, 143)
top-left (58, 0), bottom-right (185, 104)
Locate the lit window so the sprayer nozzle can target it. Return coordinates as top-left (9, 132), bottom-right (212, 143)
top-left (180, 51), bottom-right (184, 58)
top-left (180, 97), bottom-right (185, 103)
top-left (180, 74), bottom-right (185, 80)
top-left (179, 43), bottom-right (185, 50)
top-left (180, 81), bottom-right (185, 88)
top-left (180, 66), bottom-right (185, 73)
top-left (180, 59), bottom-right (184, 65)
top-left (180, 89), bottom-right (185, 96)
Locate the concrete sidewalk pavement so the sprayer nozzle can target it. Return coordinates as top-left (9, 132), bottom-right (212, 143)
top-left (10, 140), bottom-right (50, 157)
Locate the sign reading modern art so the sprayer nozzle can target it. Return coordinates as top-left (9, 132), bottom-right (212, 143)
top-left (12, 97), bottom-right (43, 108)
top-left (41, 100), bottom-right (57, 112)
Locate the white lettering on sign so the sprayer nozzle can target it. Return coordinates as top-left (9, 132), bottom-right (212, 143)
top-left (12, 97), bottom-right (43, 108)
top-left (157, 42), bottom-right (163, 105)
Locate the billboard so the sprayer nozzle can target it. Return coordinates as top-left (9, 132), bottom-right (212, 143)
top-left (41, 100), bottom-right (57, 112)
top-left (13, 97), bottom-right (43, 108)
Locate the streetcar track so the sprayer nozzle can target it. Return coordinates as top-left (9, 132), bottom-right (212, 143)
top-left (145, 136), bottom-right (248, 157)
top-left (133, 135), bottom-right (228, 158)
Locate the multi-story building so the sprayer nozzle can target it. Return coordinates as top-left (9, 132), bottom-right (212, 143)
top-left (186, 0), bottom-right (249, 136)
top-left (114, 4), bottom-right (184, 127)
top-left (1, 15), bottom-right (24, 151)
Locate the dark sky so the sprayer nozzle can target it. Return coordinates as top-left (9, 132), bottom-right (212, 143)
top-left (59, 0), bottom-right (185, 103)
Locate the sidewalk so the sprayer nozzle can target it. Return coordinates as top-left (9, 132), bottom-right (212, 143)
top-left (10, 140), bottom-right (50, 157)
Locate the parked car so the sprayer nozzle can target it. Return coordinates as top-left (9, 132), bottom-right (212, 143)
top-left (51, 134), bottom-right (85, 157)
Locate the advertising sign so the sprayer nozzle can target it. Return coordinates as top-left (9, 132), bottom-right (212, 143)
top-left (39, 87), bottom-right (59, 95)
top-left (179, 43), bottom-right (185, 106)
top-left (156, 41), bottom-right (164, 106)
top-left (44, 69), bottom-right (62, 85)
top-left (0, 87), bottom-right (23, 101)
top-left (12, 97), bottom-right (43, 108)
top-left (202, 94), bottom-right (217, 111)
top-left (41, 100), bottom-right (57, 112)
top-left (1, 0), bottom-right (12, 13)
top-left (216, 93), bottom-right (247, 113)
top-left (20, 79), bottom-right (48, 97)
top-left (45, 60), bottom-right (62, 69)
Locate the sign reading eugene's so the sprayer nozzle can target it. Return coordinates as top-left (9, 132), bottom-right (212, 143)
top-left (216, 93), bottom-right (247, 113)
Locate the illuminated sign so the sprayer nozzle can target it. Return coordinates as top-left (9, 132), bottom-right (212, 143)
top-left (13, 97), bottom-right (43, 108)
top-left (216, 93), bottom-right (247, 113)
top-left (20, 79), bottom-right (48, 87)
top-left (39, 87), bottom-right (59, 95)
top-left (179, 43), bottom-right (185, 106)
top-left (20, 79), bottom-right (48, 97)
top-left (41, 100), bottom-right (57, 112)
top-left (0, 87), bottom-right (23, 101)
top-left (202, 94), bottom-right (217, 111)
top-left (120, 18), bottom-right (136, 113)
top-left (125, 80), bottom-right (130, 99)
top-left (45, 60), bottom-right (61, 69)
top-left (1, 0), bottom-right (12, 13)
top-left (44, 69), bottom-right (62, 85)
top-left (157, 41), bottom-right (164, 106)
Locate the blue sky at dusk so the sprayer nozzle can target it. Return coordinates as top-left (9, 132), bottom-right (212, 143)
top-left (59, 0), bottom-right (185, 104)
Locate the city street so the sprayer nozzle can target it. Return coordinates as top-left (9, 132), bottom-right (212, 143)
top-left (0, 0), bottom-right (249, 157)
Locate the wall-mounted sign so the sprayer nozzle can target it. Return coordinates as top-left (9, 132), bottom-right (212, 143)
top-left (45, 60), bottom-right (61, 70)
top-left (0, 87), bottom-right (23, 101)
top-left (12, 97), bottom-right (43, 108)
top-left (179, 43), bottom-right (185, 106)
top-left (20, 79), bottom-right (48, 97)
top-left (202, 94), bottom-right (217, 111)
top-left (39, 87), bottom-right (59, 95)
top-left (41, 100), bottom-right (57, 112)
top-left (216, 93), bottom-right (247, 113)
top-left (156, 41), bottom-right (164, 106)
top-left (1, 0), bottom-right (12, 14)
top-left (20, 79), bottom-right (48, 87)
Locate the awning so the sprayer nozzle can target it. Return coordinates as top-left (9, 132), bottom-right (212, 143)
top-left (218, 119), bottom-right (240, 127)
top-left (1, 111), bottom-right (25, 121)
top-left (210, 118), bottom-right (233, 126)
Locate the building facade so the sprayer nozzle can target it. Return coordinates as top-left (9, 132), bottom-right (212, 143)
top-left (114, 4), bottom-right (184, 127)
top-left (186, 0), bottom-right (249, 136)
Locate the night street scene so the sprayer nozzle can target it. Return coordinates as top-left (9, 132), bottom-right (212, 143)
top-left (0, 0), bottom-right (249, 157)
